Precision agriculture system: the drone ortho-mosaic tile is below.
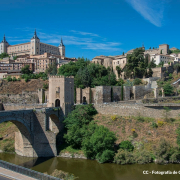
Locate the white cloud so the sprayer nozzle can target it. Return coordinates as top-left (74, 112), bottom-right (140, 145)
top-left (125, 0), bottom-right (167, 27)
top-left (39, 32), bottom-right (122, 51)
top-left (70, 30), bottom-right (99, 37)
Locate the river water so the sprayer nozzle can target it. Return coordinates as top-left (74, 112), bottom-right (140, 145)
top-left (0, 153), bottom-right (180, 180)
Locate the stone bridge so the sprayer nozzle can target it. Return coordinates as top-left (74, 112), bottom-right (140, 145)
top-left (0, 107), bottom-right (64, 157)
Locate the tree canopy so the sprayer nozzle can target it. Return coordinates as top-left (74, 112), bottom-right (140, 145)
top-left (124, 48), bottom-right (155, 79)
top-left (0, 53), bottom-right (9, 59)
top-left (58, 57), bottom-right (117, 88)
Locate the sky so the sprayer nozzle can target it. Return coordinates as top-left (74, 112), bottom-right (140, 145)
top-left (0, 0), bottom-right (179, 60)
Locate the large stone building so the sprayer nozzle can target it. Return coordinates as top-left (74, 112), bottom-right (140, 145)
top-left (0, 30), bottom-right (65, 57)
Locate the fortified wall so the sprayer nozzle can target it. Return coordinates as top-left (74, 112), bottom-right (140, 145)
top-left (76, 85), bottom-right (152, 104)
top-left (94, 103), bottom-right (180, 118)
top-left (152, 65), bottom-right (174, 79)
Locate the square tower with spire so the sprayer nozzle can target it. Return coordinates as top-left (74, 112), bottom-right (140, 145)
top-left (0, 34), bottom-right (9, 54)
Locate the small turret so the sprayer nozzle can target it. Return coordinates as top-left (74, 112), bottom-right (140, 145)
top-left (1, 34), bottom-right (8, 43)
top-left (31, 29), bottom-right (39, 39)
top-left (0, 34), bottom-right (9, 54)
top-left (58, 38), bottom-right (65, 57)
top-left (59, 38), bottom-right (64, 47)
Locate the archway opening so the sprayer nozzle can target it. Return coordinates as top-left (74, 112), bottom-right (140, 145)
top-left (83, 96), bottom-right (87, 104)
top-left (0, 120), bottom-right (33, 157)
top-left (48, 114), bottom-right (64, 155)
top-left (55, 99), bottom-right (60, 107)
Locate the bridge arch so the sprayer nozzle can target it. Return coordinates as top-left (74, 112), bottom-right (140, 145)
top-left (0, 117), bottom-right (34, 157)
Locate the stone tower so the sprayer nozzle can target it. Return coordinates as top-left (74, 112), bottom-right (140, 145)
top-left (48, 75), bottom-right (74, 116)
top-left (30, 29), bottom-right (40, 55)
top-left (58, 38), bottom-right (65, 57)
top-left (0, 34), bottom-right (9, 54)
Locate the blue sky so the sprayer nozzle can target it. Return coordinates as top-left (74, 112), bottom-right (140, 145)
top-left (0, 0), bottom-right (179, 60)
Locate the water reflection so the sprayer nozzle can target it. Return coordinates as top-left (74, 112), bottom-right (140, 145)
top-left (0, 153), bottom-right (180, 180)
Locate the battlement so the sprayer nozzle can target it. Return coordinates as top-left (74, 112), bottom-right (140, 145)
top-left (49, 75), bottom-right (74, 78)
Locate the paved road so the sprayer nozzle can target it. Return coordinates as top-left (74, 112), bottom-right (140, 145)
top-left (0, 174), bottom-right (15, 180)
top-left (0, 167), bottom-right (36, 180)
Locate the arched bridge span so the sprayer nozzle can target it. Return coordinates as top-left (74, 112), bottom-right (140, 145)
top-left (0, 108), bottom-right (64, 157)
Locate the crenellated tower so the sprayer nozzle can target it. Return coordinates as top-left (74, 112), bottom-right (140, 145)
top-left (30, 29), bottom-right (40, 55)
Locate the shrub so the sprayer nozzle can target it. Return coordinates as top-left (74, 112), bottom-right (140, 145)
top-left (114, 149), bottom-right (134, 165)
top-left (48, 169), bottom-right (77, 180)
top-left (7, 76), bottom-right (12, 82)
top-left (17, 78), bottom-right (21, 81)
top-left (157, 120), bottom-right (164, 127)
top-left (133, 78), bottom-right (142, 85)
top-left (25, 77), bottom-right (29, 82)
top-left (153, 138), bottom-right (179, 164)
top-left (43, 83), bottom-right (48, 90)
top-left (169, 73), bottom-right (173, 79)
top-left (176, 125), bottom-right (180, 148)
top-left (151, 122), bottom-right (158, 128)
top-left (111, 115), bottom-right (118, 121)
top-left (119, 140), bottom-right (134, 152)
top-left (133, 150), bottom-right (152, 164)
top-left (163, 83), bottom-right (174, 96)
top-left (12, 77), bottom-right (17, 82)
top-left (96, 149), bottom-right (115, 163)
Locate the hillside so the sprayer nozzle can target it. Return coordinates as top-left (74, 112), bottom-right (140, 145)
top-left (0, 79), bottom-right (49, 94)
top-left (94, 114), bottom-right (179, 152)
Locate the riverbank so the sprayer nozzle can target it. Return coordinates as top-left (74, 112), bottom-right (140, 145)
top-left (1, 109), bottom-right (180, 165)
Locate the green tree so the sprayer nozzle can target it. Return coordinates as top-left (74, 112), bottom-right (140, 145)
top-left (45, 62), bottom-right (57, 75)
top-left (116, 66), bottom-right (122, 78)
top-left (148, 58), bottom-right (156, 68)
top-left (13, 56), bottom-right (17, 60)
top-left (163, 83), bottom-right (174, 96)
top-left (160, 49), bottom-right (162, 54)
top-left (158, 61), bottom-right (164, 67)
top-left (148, 68), bottom-right (153, 77)
top-left (0, 52), bottom-right (9, 59)
top-left (64, 104), bottom-right (97, 148)
top-left (125, 48), bottom-right (145, 78)
top-left (21, 65), bottom-right (32, 75)
top-left (122, 52), bottom-right (124, 55)
top-left (82, 125), bottom-right (116, 163)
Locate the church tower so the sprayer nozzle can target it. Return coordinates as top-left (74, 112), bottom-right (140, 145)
top-left (30, 29), bottom-right (40, 55)
top-left (0, 34), bottom-right (9, 54)
top-left (58, 38), bottom-right (65, 57)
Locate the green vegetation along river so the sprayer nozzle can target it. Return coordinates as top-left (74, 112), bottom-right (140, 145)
top-left (0, 153), bottom-right (180, 180)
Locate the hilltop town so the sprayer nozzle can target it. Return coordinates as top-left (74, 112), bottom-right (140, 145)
top-left (1, 30), bottom-right (180, 169)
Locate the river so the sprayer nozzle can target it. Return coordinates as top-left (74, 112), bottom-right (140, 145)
top-left (0, 153), bottom-right (180, 180)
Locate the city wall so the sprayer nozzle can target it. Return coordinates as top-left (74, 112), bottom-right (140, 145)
top-left (94, 103), bottom-right (180, 118)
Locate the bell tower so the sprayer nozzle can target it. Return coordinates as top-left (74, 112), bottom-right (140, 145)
top-left (30, 29), bottom-right (40, 55)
